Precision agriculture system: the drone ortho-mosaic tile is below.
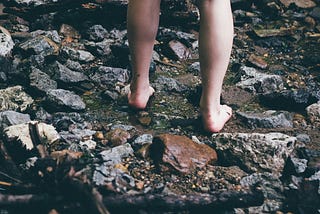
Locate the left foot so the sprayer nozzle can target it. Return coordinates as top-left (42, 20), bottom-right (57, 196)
top-left (127, 85), bottom-right (155, 110)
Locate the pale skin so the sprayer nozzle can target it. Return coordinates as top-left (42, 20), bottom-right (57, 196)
top-left (127, 0), bottom-right (234, 132)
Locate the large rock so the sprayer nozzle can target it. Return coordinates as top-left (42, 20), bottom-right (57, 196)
top-left (29, 67), bottom-right (57, 94)
top-left (150, 134), bottom-right (218, 174)
top-left (19, 35), bottom-right (59, 58)
top-left (46, 89), bottom-right (86, 111)
top-left (236, 110), bottom-right (293, 129)
top-left (60, 46), bottom-right (95, 63)
top-left (154, 76), bottom-right (188, 93)
top-left (0, 111), bottom-right (31, 132)
top-left (4, 121), bottom-right (60, 150)
top-left (0, 86), bottom-right (34, 112)
top-left (212, 132), bottom-right (296, 176)
top-left (235, 66), bottom-right (284, 94)
top-left (99, 143), bottom-right (134, 166)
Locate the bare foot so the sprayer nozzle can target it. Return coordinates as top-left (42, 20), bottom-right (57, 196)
top-left (201, 104), bottom-right (232, 133)
top-left (128, 85), bottom-right (155, 110)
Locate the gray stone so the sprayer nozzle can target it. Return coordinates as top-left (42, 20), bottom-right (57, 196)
top-left (60, 46), bottom-right (95, 63)
top-left (65, 59), bottom-right (83, 72)
top-left (290, 157), bottom-right (308, 174)
top-left (90, 66), bottom-right (130, 88)
top-left (12, 0), bottom-right (59, 6)
top-left (236, 110), bottom-right (293, 129)
top-left (187, 62), bottom-right (200, 75)
top-left (99, 143), bottom-right (134, 166)
top-left (235, 66), bottom-right (284, 93)
top-left (86, 25), bottom-right (108, 42)
top-left (70, 128), bottom-right (96, 140)
top-left (0, 26), bottom-right (14, 57)
top-left (46, 89), bottom-right (86, 111)
top-left (29, 67), bottom-right (57, 93)
top-left (30, 30), bottom-right (61, 44)
top-left (132, 134), bottom-right (153, 147)
top-left (306, 101), bottom-right (320, 125)
top-left (47, 61), bottom-right (88, 84)
top-left (154, 76), bottom-right (188, 93)
top-left (0, 86), bottom-right (34, 112)
top-left (19, 36), bottom-right (59, 57)
top-left (212, 132), bottom-right (296, 176)
top-left (4, 121), bottom-right (60, 150)
top-left (241, 172), bottom-right (285, 213)
top-left (296, 134), bottom-right (311, 144)
top-left (0, 111), bottom-right (31, 132)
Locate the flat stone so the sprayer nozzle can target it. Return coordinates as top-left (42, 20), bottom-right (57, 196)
top-left (212, 132), bottom-right (296, 176)
top-left (150, 134), bottom-right (218, 174)
top-left (60, 46), bottom-right (95, 63)
top-left (236, 110), bottom-right (293, 129)
top-left (99, 143), bottom-right (134, 166)
top-left (47, 61), bottom-right (88, 84)
top-left (248, 54), bottom-right (268, 69)
top-left (19, 35), bottom-right (59, 57)
top-left (29, 67), bottom-right (57, 94)
top-left (0, 111), bottom-right (31, 132)
top-left (0, 86), bottom-right (34, 112)
top-left (90, 66), bottom-right (130, 88)
top-left (280, 0), bottom-right (316, 8)
top-left (46, 89), bottom-right (86, 111)
top-left (167, 40), bottom-right (191, 61)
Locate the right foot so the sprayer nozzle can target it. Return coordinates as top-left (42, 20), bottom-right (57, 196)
top-left (128, 85), bottom-right (155, 110)
top-left (200, 104), bottom-right (232, 133)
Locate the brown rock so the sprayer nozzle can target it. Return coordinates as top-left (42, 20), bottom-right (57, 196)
top-left (150, 134), bottom-right (218, 174)
top-left (280, 0), bottom-right (316, 8)
top-left (248, 54), bottom-right (268, 69)
top-left (168, 40), bottom-right (191, 61)
top-left (105, 128), bottom-right (131, 147)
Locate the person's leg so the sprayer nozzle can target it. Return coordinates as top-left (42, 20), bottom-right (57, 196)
top-left (127, 0), bottom-right (161, 109)
top-left (197, 0), bottom-right (234, 132)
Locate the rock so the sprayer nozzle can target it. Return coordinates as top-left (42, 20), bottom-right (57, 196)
top-left (47, 61), bottom-right (88, 85)
top-left (212, 132), bottom-right (296, 176)
top-left (279, 0), bottom-right (316, 8)
top-left (86, 24), bottom-right (108, 42)
top-left (46, 89), bottom-right (86, 111)
top-left (150, 134), bottom-right (218, 174)
top-left (260, 89), bottom-right (318, 111)
top-left (154, 76), bottom-right (188, 93)
top-left (9, 0), bottom-right (61, 6)
top-left (59, 24), bottom-right (81, 39)
top-left (188, 62), bottom-right (200, 75)
top-left (70, 128), bottom-right (96, 141)
top-left (4, 121), bottom-right (60, 150)
top-left (310, 7), bottom-right (320, 20)
top-left (65, 59), bottom-right (82, 72)
top-left (105, 128), bottom-right (131, 147)
top-left (60, 46), bottom-right (95, 63)
top-left (19, 35), bottom-right (59, 57)
top-left (306, 101), bottom-right (320, 125)
top-left (248, 54), bottom-right (268, 69)
top-left (296, 134), bottom-right (311, 144)
top-left (235, 66), bottom-right (284, 94)
top-left (253, 28), bottom-right (293, 38)
top-left (99, 143), bottom-right (134, 165)
top-left (0, 26), bottom-right (14, 57)
top-left (289, 157), bottom-right (308, 174)
top-left (132, 134), bottom-right (153, 149)
top-left (29, 67), bottom-right (57, 94)
top-left (91, 39), bottom-right (114, 56)
top-left (240, 172), bottom-right (285, 213)
top-left (30, 30), bottom-right (61, 44)
top-left (80, 139), bottom-right (97, 150)
top-left (0, 111), bottom-right (31, 132)
top-left (167, 40), bottom-right (191, 61)
top-left (236, 110), bottom-right (293, 129)
top-left (0, 86), bottom-right (34, 112)
top-left (90, 66), bottom-right (130, 88)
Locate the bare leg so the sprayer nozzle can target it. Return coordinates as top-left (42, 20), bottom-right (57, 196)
top-left (198, 0), bottom-right (234, 132)
top-left (127, 0), bottom-right (160, 109)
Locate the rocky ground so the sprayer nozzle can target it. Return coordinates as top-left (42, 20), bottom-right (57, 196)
top-left (0, 0), bottom-right (319, 213)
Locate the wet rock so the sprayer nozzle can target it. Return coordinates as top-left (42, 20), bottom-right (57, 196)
top-left (240, 172), bottom-right (285, 213)
top-left (212, 132), bottom-right (296, 176)
top-left (306, 101), bottom-right (320, 125)
top-left (60, 46), bottom-right (95, 63)
top-left (236, 110), bottom-right (293, 129)
top-left (105, 128), bottom-right (131, 147)
top-left (47, 61), bottom-right (88, 86)
top-left (90, 66), bottom-right (130, 88)
top-left (279, 0), bottom-right (316, 8)
top-left (4, 121), bottom-right (60, 150)
top-left (46, 89), bottom-right (86, 111)
top-left (99, 143), bottom-right (134, 165)
top-left (19, 35), bottom-right (59, 57)
top-left (235, 66), bottom-right (284, 94)
top-left (29, 67), bottom-right (57, 94)
top-left (248, 54), bottom-right (268, 69)
top-left (0, 111), bottom-right (31, 132)
top-left (86, 24), bottom-right (108, 42)
top-left (260, 89), bottom-right (318, 111)
top-left (0, 86), bottom-right (34, 112)
top-left (150, 134), bottom-right (218, 174)
top-left (154, 76), bottom-right (188, 93)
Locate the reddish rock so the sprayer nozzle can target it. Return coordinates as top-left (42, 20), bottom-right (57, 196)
top-left (150, 134), bottom-right (218, 174)
top-left (168, 40), bottom-right (191, 61)
top-left (105, 128), bottom-right (131, 147)
top-left (248, 54), bottom-right (268, 69)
